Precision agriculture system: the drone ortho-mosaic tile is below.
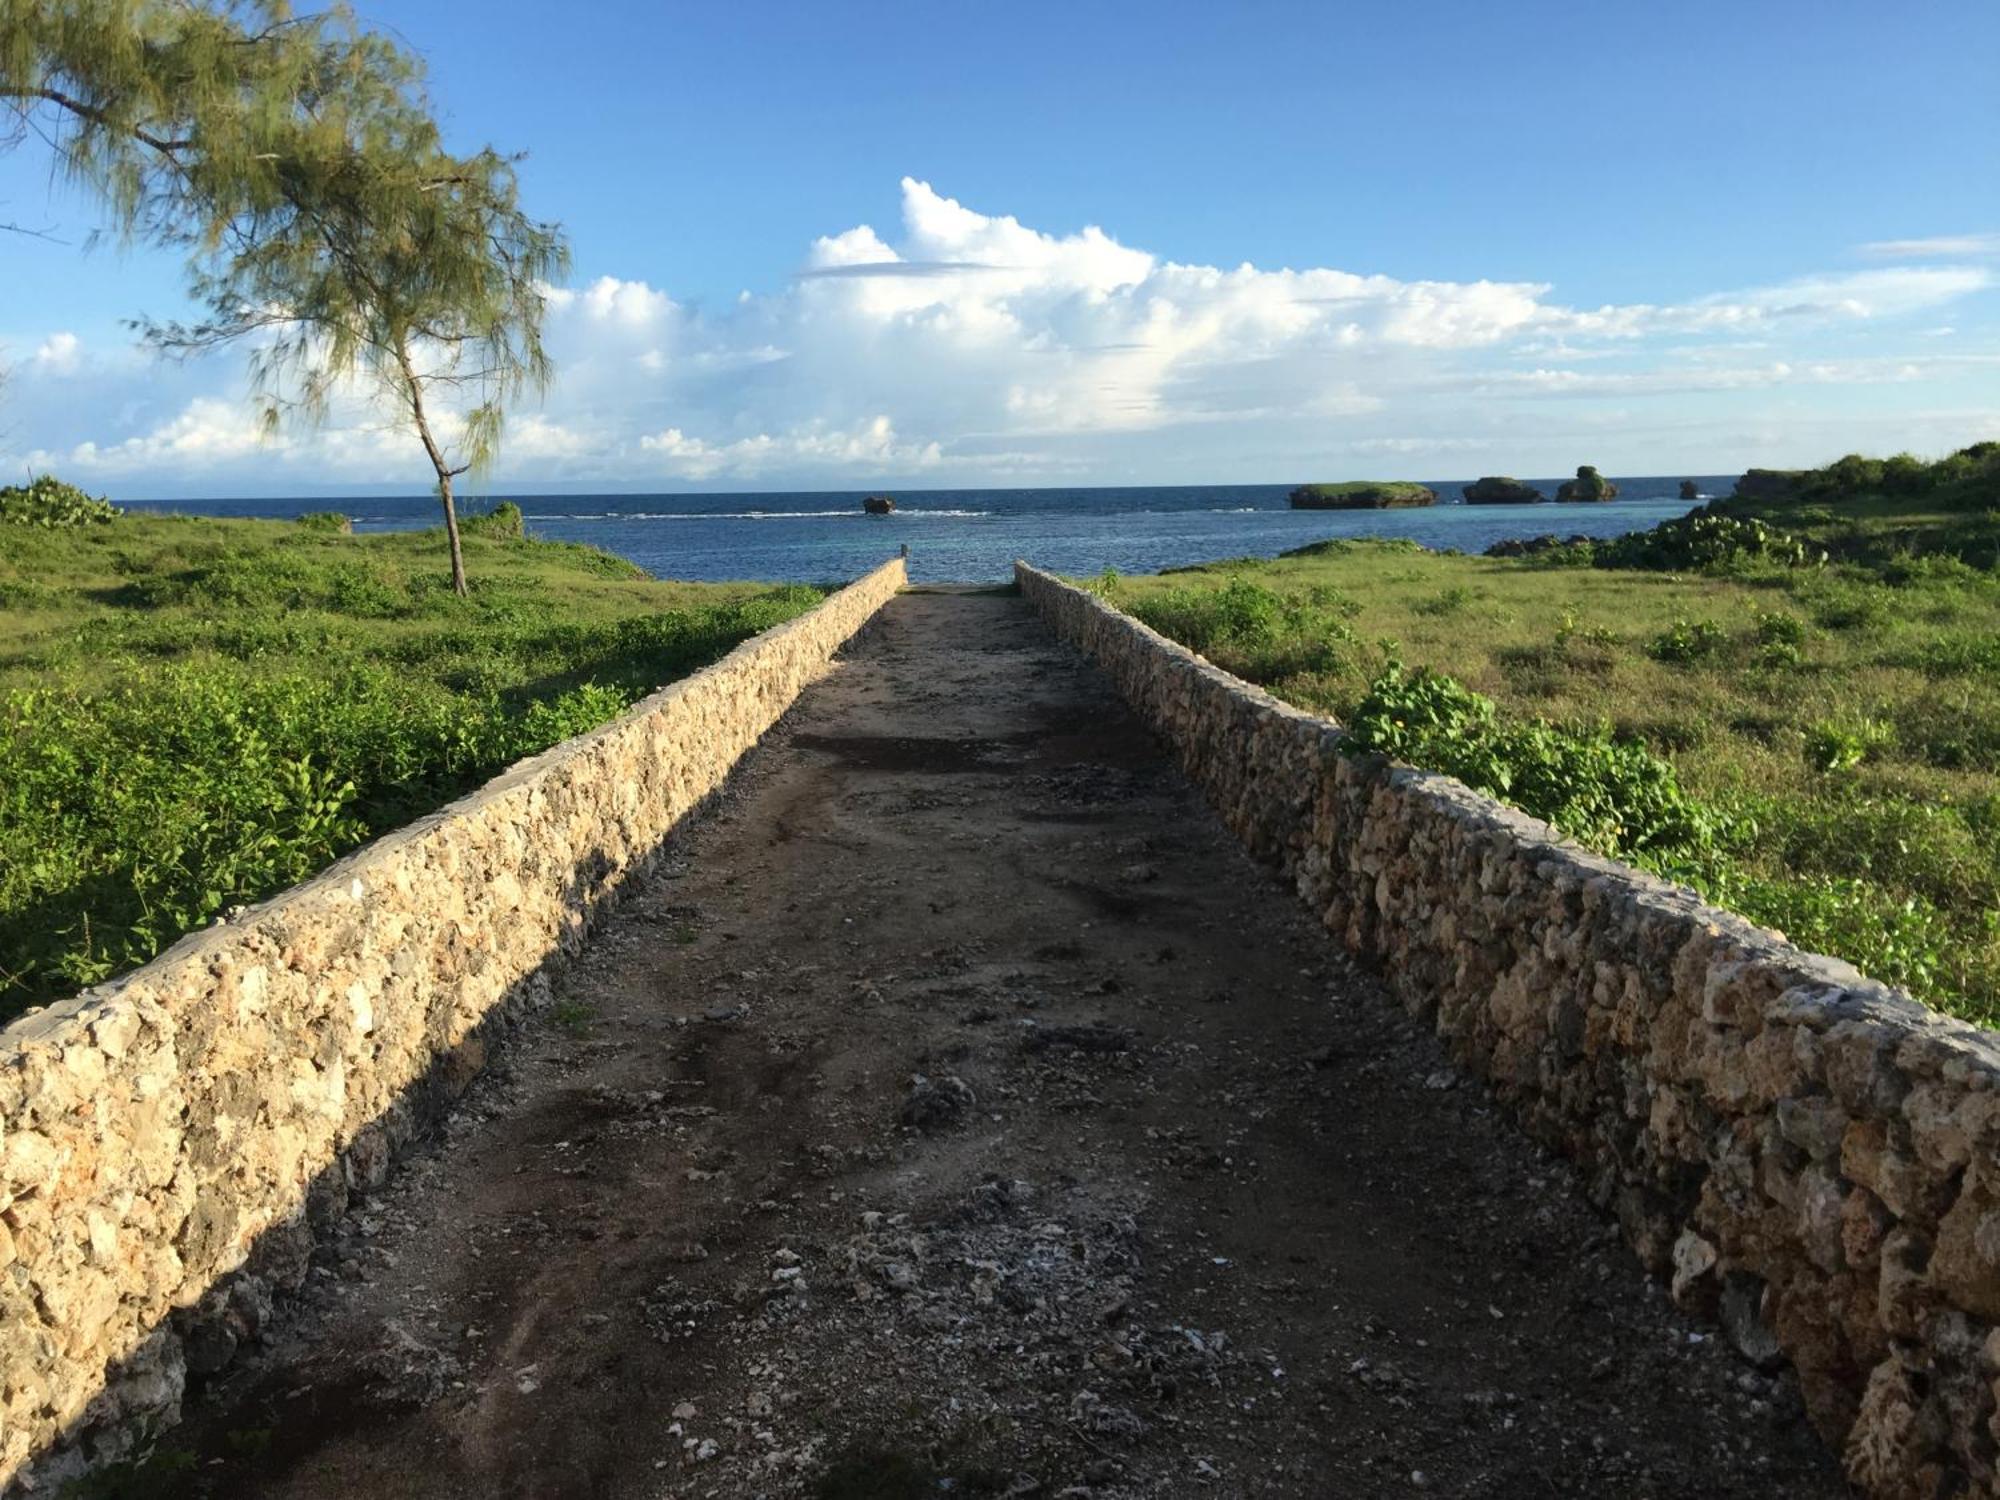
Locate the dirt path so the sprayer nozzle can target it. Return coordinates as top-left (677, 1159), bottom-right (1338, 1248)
top-left (164, 590), bottom-right (1843, 1499)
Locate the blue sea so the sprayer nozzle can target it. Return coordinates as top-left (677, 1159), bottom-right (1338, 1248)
top-left (126, 477), bottom-right (1727, 583)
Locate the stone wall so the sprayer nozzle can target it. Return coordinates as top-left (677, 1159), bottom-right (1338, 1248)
top-left (1016, 560), bottom-right (2000, 1497)
top-left (0, 558), bottom-right (907, 1488)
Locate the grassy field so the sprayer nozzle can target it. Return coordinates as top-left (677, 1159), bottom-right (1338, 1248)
top-left (1088, 444), bottom-right (2000, 1024)
top-left (0, 497), bottom-right (828, 1017)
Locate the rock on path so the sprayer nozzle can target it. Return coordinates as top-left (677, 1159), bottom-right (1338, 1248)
top-left (164, 591), bottom-right (1842, 1498)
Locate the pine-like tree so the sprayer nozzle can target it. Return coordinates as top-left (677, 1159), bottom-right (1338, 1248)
top-left (0, 1), bottom-right (568, 592)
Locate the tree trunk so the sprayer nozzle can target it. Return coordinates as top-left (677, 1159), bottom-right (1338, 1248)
top-left (439, 473), bottom-right (468, 597)
top-left (396, 334), bottom-right (469, 596)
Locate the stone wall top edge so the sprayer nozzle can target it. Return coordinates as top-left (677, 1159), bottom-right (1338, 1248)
top-left (0, 557), bottom-right (907, 1060)
top-left (1012, 561), bottom-right (1333, 737)
top-left (1016, 558), bottom-right (1988, 1066)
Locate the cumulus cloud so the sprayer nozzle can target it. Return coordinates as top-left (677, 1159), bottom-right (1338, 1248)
top-left (639, 415), bottom-right (941, 481)
top-left (32, 331), bottom-right (81, 372)
top-left (6, 178), bottom-right (1997, 491)
top-left (27, 397), bottom-right (275, 476)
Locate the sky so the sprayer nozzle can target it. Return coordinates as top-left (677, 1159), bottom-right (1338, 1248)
top-left (1, 0), bottom-right (1997, 497)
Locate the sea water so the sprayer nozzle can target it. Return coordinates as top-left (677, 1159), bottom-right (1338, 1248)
top-left (127, 478), bottom-right (1727, 582)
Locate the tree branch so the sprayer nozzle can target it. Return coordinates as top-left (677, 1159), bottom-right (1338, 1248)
top-left (0, 85), bottom-right (194, 155)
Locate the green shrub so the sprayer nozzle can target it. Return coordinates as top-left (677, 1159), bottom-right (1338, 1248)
top-left (460, 500), bottom-right (525, 540)
top-left (1649, 618), bottom-right (1728, 664)
top-left (0, 475), bottom-right (121, 528)
top-left (1909, 633), bottom-right (2000, 678)
top-left (1804, 718), bottom-right (1894, 774)
top-left (1753, 609), bottom-right (1807, 647)
top-left (295, 511), bottom-right (353, 533)
top-left (1413, 585), bottom-right (1477, 617)
top-left (1893, 694), bottom-right (2000, 774)
top-left (1592, 511), bottom-right (1825, 573)
top-left (1343, 662), bottom-right (1724, 865)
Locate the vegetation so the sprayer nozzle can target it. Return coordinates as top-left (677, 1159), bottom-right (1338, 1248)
top-left (1288, 482), bottom-right (1436, 510)
top-left (1555, 465), bottom-right (1617, 502)
top-left (0, 474), bottom-right (121, 527)
top-left (0, 510), bottom-right (827, 1017)
top-left (1710, 442), bottom-right (2000, 571)
top-left (2, 0), bottom-right (568, 593)
top-left (1463, 476), bottom-right (1545, 504)
top-left (1087, 444), bottom-right (2000, 1023)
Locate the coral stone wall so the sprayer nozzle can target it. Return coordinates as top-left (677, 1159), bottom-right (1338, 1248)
top-left (0, 558), bottom-right (906, 1488)
top-left (1016, 560), bottom-right (2000, 1497)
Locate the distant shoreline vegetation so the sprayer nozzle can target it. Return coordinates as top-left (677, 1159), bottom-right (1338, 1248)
top-left (1087, 441), bottom-right (2000, 1024)
top-left (1288, 482), bottom-right (1437, 510)
top-left (0, 486), bottom-right (828, 1018)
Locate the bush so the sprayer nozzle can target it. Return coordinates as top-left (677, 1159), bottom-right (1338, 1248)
top-left (0, 474), bottom-right (121, 527)
top-left (1649, 618), bottom-right (1728, 664)
top-left (460, 500), bottom-right (525, 539)
top-left (1590, 510), bottom-right (1826, 573)
top-left (295, 511), bottom-right (353, 533)
top-left (1342, 662), bottom-right (1724, 865)
top-left (1804, 718), bottom-right (1894, 774)
top-left (1753, 609), bottom-right (1807, 647)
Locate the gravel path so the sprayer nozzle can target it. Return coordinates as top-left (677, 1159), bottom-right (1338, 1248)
top-left (164, 590), bottom-right (1845, 1499)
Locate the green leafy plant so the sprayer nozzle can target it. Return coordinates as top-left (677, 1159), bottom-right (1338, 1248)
top-left (1342, 661), bottom-right (1724, 865)
top-left (0, 475), bottom-right (121, 528)
top-left (1805, 718), bottom-right (1894, 774)
top-left (460, 501), bottom-right (526, 540)
top-left (1649, 618), bottom-right (1728, 664)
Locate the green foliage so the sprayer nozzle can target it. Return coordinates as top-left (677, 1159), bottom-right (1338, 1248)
top-left (460, 501), bottom-right (525, 540)
top-left (1343, 662), bottom-right (1723, 864)
top-left (1649, 618), bottom-right (1728, 664)
top-left (1906, 632), bottom-right (2000, 679)
top-left (1753, 608), bottom-right (1807, 647)
top-left (1587, 511), bottom-right (1827, 573)
top-left (1413, 585), bottom-right (1476, 617)
top-left (1117, 576), bottom-right (1363, 681)
top-left (294, 511), bottom-right (353, 533)
top-left (1804, 718), bottom-right (1894, 774)
top-left (0, 519), bottom-right (825, 1016)
top-left (1712, 442), bottom-right (2000, 570)
top-left (0, 474), bottom-right (121, 527)
top-left (1095, 520), bottom-right (2000, 1023)
top-left (3, 0), bottom-right (570, 593)
top-left (1288, 481), bottom-right (1434, 509)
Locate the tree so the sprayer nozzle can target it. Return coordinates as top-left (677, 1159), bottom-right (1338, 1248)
top-left (0, 0), bottom-right (568, 592)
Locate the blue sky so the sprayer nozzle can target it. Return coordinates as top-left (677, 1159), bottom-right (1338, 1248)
top-left (2, 0), bottom-right (1997, 496)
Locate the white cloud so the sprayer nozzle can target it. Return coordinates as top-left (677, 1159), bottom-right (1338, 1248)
top-left (32, 331), bottom-right (81, 373)
top-left (29, 396), bottom-right (276, 475)
top-left (1859, 233), bottom-right (2000, 260)
top-left (6, 179), bottom-right (1998, 491)
top-left (639, 415), bottom-right (941, 481)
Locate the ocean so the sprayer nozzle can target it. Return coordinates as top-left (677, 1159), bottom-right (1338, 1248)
top-left (125, 477), bottom-right (1728, 582)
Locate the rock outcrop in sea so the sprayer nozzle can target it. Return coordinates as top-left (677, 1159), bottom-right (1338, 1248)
top-left (1680, 480), bottom-right (1700, 501)
top-left (1288, 482), bottom-right (1437, 509)
top-left (1462, 476), bottom-right (1546, 504)
top-left (863, 494), bottom-right (896, 515)
top-left (1555, 465), bottom-right (1618, 502)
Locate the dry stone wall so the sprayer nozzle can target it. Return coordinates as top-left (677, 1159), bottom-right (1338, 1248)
top-left (1016, 560), bottom-right (2000, 1498)
top-left (0, 558), bottom-right (906, 1489)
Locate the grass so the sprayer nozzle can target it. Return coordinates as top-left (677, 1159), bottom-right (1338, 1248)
top-left (1083, 444), bottom-right (2000, 1025)
top-left (0, 507), bottom-right (829, 1018)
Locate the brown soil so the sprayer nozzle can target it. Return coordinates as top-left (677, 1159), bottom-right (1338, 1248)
top-left (154, 591), bottom-right (1844, 1499)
